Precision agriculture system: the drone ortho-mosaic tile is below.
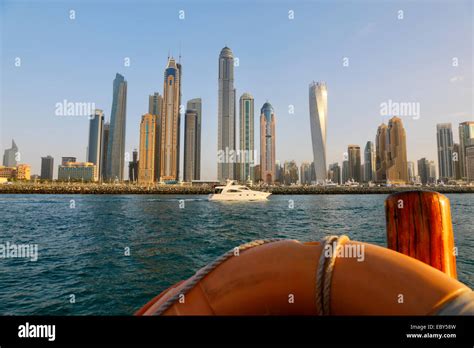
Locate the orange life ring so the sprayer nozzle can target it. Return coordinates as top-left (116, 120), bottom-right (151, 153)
top-left (136, 238), bottom-right (473, 315)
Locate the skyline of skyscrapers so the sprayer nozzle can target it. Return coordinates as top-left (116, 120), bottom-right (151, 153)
top-left (160, 57), bottom-right (181, 182)
top-left (3, 48), bottom-right (472, 186)
top-left (106, 73), bottom-right (128, 182)
top-left (260, 102), bottom-right (276, 184)
top-left (217, 46), bottom-right (236, 181)
top-left (309, 81), bottom-right (328, 184)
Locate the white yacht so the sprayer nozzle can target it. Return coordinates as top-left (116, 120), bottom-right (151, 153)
top-left (209, 180), bottom-right (271, 201)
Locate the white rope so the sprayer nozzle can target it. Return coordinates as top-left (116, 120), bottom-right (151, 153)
top-left (150, 236), bottom-right (350, 316)
top-left (315, 235), bottom-right (350, 315)
top-left (151, 238), bottom-right (284, 316)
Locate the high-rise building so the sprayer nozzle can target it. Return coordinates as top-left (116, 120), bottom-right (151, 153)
top-left (239, 93), bottom-right (254, 183)
top-left (138, 113), bottom-right (157, 184)
top-left (87, 109), bottom-right (104, 178)
top-left (106, 73), bottom-right (127, 181)
top-left (275, 160), bottom-right (283, 183)
top-left (300, 162), bottom-right (312, 185)
top-left (61, 157), bottom-right (76, 165)
top-left (309, 81), bottom-right (328, 184)
top-left (187, 98), bottom-right (202, 180)
top-left (375, 123), bottom-right (388, 182)
top-left (429, 161), bottom-right (437, 183)
top-left (386, 117), bottom-right (408, 184)
top-left (407, 161), bottom-right (416, 183)
top-left (364, 141), bottom-right (376, 183)
top-left (217, 47), bottom-right (236, 181)
top-left (453, 143), bottom-right (462, 180)
top-left (459, 121), bottom-right (474, 179)
top-left (260, 102), bottom-right (276, 184)
top-left (283, 161), bottom-right (298, 185)
top-left (184, 109), bottom-right (198, 182)
top-left (342, 160), bottom-right (349, 184)
top-left (417, 158), bottom-right (430, 185)
top-left (40, 156), bottom-right (54, 180)
top-left (149, 92), bottom-right (163, 116)
top-left (436, 123), bottom-right (454, 181)
top-left (328, 162), bottom-right (341, 184)
top-left (129, 149), bottom-right (138, 182)
top-left (3, 139), bottom-right (18, 167)
top-left (148, 93), bottom-right (163, 182)
top-left (101, 122), bottom-right (110, 181)
top-left (466, 145), bottom-right (474, 182)
top-left (160, 57), bottom-right (181, 182)
top-left (347, 145), bottom-right (361, 182)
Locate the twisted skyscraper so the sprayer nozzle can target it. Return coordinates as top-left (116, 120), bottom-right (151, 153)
top-left (309, 82), bottom-right (327, 184)
top-left (106, 73), bottom-right (127, 181)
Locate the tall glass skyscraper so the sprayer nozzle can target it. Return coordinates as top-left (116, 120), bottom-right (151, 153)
top-left (87, 109), bottom-right (104, 178)
top-left (138, 113), bottom-right (157, 184)
top-left (309, 81), bottom-right (327, 184)
top-left (106, 73), bottom-right (127, 181)
top-left (239, 93), bottom-right (254, 182)
top-left (459, 121), bottom-right (474, 179)
top-left (160, 57), bottom-right (181, 181)
top-left (375, 123), bottom-right (388, 182)
top-left (183, 109), bottom-right (198, 182)
top-left (2, 139), bottom-right (18, 167)
top-left (436, 123), bottom-right (454, 181)
top-left (187, 98), bottom-right (202, 180)
top-left (149, 92), bottom-right (163, 182)
top-left (101, 122), bottom-right (110, 181)
top-left (217, 46), bottom-right (236, 181)
top-left (364, 141), bottom-right (376, 182)
top-left (40, 156), bottom-right (54, 180)
top-left (260, 102), bottom-right (276, 184)
top-left (348, 145), bottom-right (361, 182)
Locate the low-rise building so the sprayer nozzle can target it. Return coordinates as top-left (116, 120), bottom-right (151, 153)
top-left (0, 164), bottom-right (31, 180)
top-left (58, 162), bottom-right (98, 182)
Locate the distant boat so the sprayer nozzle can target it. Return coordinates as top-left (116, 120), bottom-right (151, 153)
top-left (344, 179), bottom-right (359, 187)
top-left (209, 180), bottom-right (271, 201)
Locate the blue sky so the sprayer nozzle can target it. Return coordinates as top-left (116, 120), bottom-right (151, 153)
top-left (1, 0), bottom-right (472, 179)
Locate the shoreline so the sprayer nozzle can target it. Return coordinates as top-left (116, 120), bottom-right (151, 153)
top-left (1, 183), bottom-right (474, 195)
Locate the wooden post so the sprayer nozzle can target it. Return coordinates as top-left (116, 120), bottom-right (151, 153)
top-left (385, 191), bottom-right (457, 279)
